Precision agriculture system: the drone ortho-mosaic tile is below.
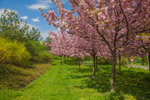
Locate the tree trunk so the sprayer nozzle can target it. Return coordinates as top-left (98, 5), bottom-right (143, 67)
top-left (78, 58), bottom-right (80, 70)
top-left (96, 56), bottom-right (98, 69)
top-left (118, 50), bottom-right (121, 74)
top-left (111, 53), bottom-right (116, 93)
top-left (148, 53), bottom-right (150, 71)
top-left (92, 54), bottom-right (96, 78)
top-left (141, 56), bottom-right (144, 65)
top-left (63, 55), bottom-right (65, 65)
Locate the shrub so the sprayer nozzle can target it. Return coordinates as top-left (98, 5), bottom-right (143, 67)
top-left (25, 40), bottom-right (47, 57)
top-left (31, 52), bottom-right (53, 63)
top-left (0, 37), bottom-right (31, 66)
top-left (39, 52), bottom-right (53, 63)
top-left (98, 56), bottom-right (111, 64)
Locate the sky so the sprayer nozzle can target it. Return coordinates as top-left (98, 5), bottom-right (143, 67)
top-left (0, 0), bottom-right (71, 40)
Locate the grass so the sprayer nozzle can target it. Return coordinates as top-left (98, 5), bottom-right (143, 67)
top-left (0, 59), bottom-right (150, 100)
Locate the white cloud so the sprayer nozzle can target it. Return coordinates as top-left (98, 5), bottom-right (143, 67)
top-left (0, 9), bottom-right (18, 16)
top-left (21, 16), bottom-right (28, 20)
top-left (0, 9), bottom-right (4, 15)
top-left (38, 0), bottom-right (67, 4)
top-left (27, 0), bottom-right (68, 10)
top-left (19, 21), bottom-right (40, 31)
top-left (27, 4), bottom-right (49, 10)
top-left (38, 0), bottom-right (52, 3)
top-left (29, 24), bottom-right (40, 29)
top-left (32, 17), bottom-right (39, 22)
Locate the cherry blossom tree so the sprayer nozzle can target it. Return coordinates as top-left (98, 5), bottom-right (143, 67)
top-left (41, 0), bottom-right (150, 92)
top-left (48, 30), bottom-right (89, 68)
top-left (68, 35), bottom-right (89, 69)
top-left (47, 31), bottom-right (69, 64)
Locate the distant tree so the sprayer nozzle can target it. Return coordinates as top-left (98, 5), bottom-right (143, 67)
top-left (0, 9), bottom-right (29, 42)
top-left (0, 9), bottom-right (44, 56)
top-left (26, 27), bottom-right (42, 41)
top-left (45, 37), bottom-right (52, 50)
top-left (45, 37), bottom-right (52, 44)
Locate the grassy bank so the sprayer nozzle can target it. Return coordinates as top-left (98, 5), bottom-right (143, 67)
top-left (0, 63), bottom-right (50, 89)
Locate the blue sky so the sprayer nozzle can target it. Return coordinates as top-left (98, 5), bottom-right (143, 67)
top-left (0, 0), bottom-right (70, 40)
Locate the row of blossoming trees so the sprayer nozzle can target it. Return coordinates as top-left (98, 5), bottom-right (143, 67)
top-left (42, 0), bottom-right (150, 93)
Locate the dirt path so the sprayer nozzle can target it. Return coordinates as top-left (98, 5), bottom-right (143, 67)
top-left (131, 65), bottom-right (149, 70)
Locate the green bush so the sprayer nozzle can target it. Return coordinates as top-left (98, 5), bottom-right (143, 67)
top-left (39, 52), bottom-right (53, 63)
top-left (84, 56), bottom-right (91, 61)
top-left (98, 56), bottom-right (111, 64)
top-left (0, 37), bottom-right (31, 66)
top-left (103, 92), bottom-right (124, 100)
top-left (31, 52), bottom-right (53, 63)
top-left (25, 40), bottom-right (47, 56)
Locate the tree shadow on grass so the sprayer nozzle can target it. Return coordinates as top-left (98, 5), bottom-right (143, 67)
top-left (69, 64), bottom-right (150, 100)
top-left (71, 66), bottom-right (92, 74)
top-left (68, 64), bottom-right (111, 92)
top-left (115, 68), bottom-right (150, 100)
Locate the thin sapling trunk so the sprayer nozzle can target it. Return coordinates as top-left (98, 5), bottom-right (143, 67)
top-left (92, 54), bottom-right (96, 78)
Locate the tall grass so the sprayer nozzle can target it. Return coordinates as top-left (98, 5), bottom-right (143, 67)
top-left (0, 63), bottom-right (50, 89)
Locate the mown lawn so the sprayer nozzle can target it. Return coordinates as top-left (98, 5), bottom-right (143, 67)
top-left (0, 59), bottom-right (150, 100)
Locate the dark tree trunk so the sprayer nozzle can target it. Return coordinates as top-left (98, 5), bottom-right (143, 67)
top-left (78, 58), bottom-right (81, 70)
top-left (79, 58), bottom-right (81, 70)
top-left (96, 56), bottom-right (98, 69)
top-left (118, 50), bottom-right (122, 74)
top-left (63, 55), bottom-right (65, 65)
top-left (141, 56), bottom-right (144, 65)
top-left (92, 54), bottom-right (96, 78)
top-left (111, 53), bottom-right (116, 93)
top-left (148, 53), bottom-right (150, 71)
